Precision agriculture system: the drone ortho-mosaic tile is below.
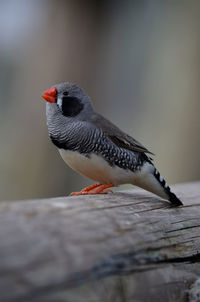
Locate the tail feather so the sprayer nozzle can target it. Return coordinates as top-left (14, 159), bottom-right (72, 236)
top-left (154, 168), bottom-right (183, 206)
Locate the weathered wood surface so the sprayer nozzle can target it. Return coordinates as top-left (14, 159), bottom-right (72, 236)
top-left (0, 182), bottom-right (200, 302)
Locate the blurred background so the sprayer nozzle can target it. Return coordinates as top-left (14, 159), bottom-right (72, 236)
top-left (0, 0), bottom-right (199, 201)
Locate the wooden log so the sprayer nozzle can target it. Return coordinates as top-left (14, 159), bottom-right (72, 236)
top-left (0, 182), bottom-right (200, 302)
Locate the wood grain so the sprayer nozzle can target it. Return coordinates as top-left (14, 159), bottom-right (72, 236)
top-left (0, 182), bottom-right (200, 302)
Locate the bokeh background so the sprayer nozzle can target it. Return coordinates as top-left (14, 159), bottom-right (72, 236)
top-left (0, 0), bottom-right (199, 201)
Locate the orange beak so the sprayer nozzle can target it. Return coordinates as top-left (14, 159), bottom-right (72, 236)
top-left (41, 87), bottom-right (57, 103)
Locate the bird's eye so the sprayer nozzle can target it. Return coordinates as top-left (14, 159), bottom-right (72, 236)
top-left (63, 91), bottom-right (69, 96)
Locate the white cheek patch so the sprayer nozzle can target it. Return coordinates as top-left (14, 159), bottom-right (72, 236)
top-left (57, 97), bottom-right (62, 109)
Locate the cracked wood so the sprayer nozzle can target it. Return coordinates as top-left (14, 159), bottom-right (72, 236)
top-left (0, 182), bottom-right (200, 302)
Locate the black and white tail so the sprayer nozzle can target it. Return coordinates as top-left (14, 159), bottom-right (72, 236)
top-left (154, 168), bottom-right (183, 206)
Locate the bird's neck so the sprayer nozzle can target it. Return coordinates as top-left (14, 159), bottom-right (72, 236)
top-left (46, 103), bottom-right (72, 138)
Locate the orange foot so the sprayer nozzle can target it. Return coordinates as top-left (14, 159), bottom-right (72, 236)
top-left (70, 183), bottom-right (114, 196)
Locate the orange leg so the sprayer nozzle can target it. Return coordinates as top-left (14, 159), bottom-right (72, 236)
top-left (88, 184), bottom-right (114, 194)
top-left (70, 183), bottom-right (101, 196)
top-left (80, 183), bottom-right (101, 192)
top-left (70, 183), bottom-right (114, 196)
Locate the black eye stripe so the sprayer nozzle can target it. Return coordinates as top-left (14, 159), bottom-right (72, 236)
top-left (61, 96), bottom-right (84, 117)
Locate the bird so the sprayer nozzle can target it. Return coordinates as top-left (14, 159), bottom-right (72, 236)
top-left (42, 82), bottom-right (183, 206)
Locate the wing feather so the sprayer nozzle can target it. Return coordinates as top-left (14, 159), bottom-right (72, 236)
top-left (88, 113), bottom-right (154, 155)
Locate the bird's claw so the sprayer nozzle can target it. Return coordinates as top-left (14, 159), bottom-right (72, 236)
top-left (70, 184), bottom-right (114, 196)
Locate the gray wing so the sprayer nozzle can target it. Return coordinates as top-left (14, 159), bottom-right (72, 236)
top-left (88, 113), bottom-right (154, 155)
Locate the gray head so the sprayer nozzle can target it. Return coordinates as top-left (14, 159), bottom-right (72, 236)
top-left (42, 82), bottom-right (94, 119)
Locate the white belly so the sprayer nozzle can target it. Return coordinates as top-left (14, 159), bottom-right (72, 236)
top-left (59, 149), bottom-right (168, 200)
top-left (59, 149), bottom-right (135, 185)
